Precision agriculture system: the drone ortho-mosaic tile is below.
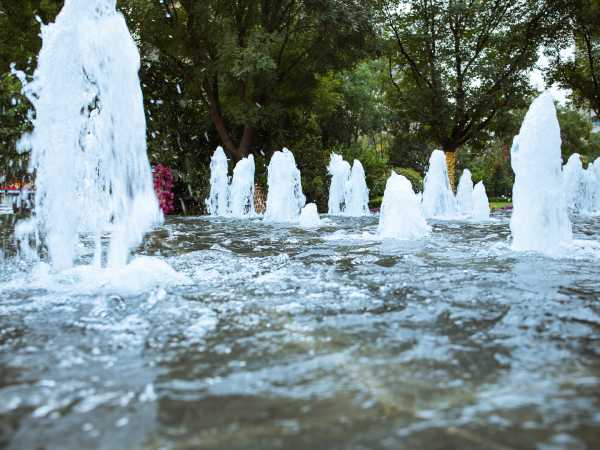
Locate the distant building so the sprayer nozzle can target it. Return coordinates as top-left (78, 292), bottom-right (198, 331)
top-left (585, 109), bottom-right (600, 133)
top-left (0, 181), bottom-right (34, 213)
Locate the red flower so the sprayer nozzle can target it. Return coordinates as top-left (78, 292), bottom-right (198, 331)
top-left (153, 164), bottom-right (174, 214)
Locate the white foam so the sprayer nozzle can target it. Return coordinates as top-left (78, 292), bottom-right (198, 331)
top-left (510, 91), bottom-right (572, 251)
top-left (377, 171), bottom-right (431, 239)
top-left (229, 154), bottom-right (255, 218)
top-left (422, 150), bottom-right (461, 219)
top-left (206, 147), bottom-right (229, 216)
top-left (327, 153), bottom-right (351, 214)
top-left (456, 169), bottom-right (473, 215)
top-left (15, 0), bottom-right (162, 270)
top-left (299, 203), bottom-right (322, 227)
top-left (471, 181), bottom-right (490, 221)
top-left (264, 148), bottom-right (306, 222)
top-left (344, 160), bottom-right (370, 216)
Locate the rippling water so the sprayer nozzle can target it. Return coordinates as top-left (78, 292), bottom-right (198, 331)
top-left (1, 212), bottom-right (600, 449)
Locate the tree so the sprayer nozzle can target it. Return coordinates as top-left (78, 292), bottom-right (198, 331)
top-left (384, 0), bottom-right (563, 186)
top-left (544, 0), bottom-right (600, 118)
top-left (556, 104), bottom-right (600, 162)
top-left (120, 0), bottom-right (381, 165)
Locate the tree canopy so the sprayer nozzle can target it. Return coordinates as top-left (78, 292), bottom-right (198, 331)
top-left (120, 0), bottom-right (381, 164)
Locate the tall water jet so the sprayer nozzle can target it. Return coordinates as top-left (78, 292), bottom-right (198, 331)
top-left (422, 150), bottom-right (461, 219)
top-left (471, 181), bottom-right (490, 221)
top-left (344, 160), bottom-right (370, 216)
top-left (16, 0), bottom-right (161, 270)
top-left (206, 147), bottom-right (229, 216)
top-left (510, 91), bottom-right (572, 251)
top-left (377, 171), bottom-right (430, 239)
top-left (327, 153), bottom-right (351, 214)
top-left (263, 148), bottom-right (306, 222)
top-left (456, 169), bottom-right (474, 215)
top-left (229, 155), bottom-right (255, 218)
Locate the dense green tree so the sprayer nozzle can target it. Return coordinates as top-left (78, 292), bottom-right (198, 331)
top-left (544, 0), bottom-right (600, 118)
top-left (318, 59), bottom-right (391, 151)
top-left (556, 104), bottom-right (600, 162)
top-left (384, 0), bottom-right (564, 185)
top-left (120, 0), bottom-right (381, 165)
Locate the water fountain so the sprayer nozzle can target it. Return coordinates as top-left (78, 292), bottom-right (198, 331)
top-left (2, 6), bottom-right (600, 450)
top-left (562, 153), bottom-right (595, 212)
top-left (471, 181), bottom-right (490, 221)
top-left (591, 158), bottom-right (600, 211)
top-left (456, 169), bottom-right (473, 216)
top-left (510, 91), bottom-right (572, 250)
top-left (344, 160), bottom-right (370, 216)
top-left (229, 155), bottom-right (255, 218)
top-left (377, 171), bottom-right (430, 239)
top-left (327, 152), bottom-right (351, 214)
top-left (14, 0), bottom-right (161, 270)
top-left (421, 150), bottom-right (461, 219)
top-left (299, 203), bottom-right (321, 227)
top-left (206, 146), bottom-right (230, 216)
top-left (263, 148), bottom-right (306, 222)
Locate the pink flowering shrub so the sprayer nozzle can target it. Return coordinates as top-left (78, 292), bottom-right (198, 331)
top-left (153, 164), bottom-right (174, 214)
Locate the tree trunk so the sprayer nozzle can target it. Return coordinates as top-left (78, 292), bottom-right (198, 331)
top-left (442, 142), bottom-right (458, 192)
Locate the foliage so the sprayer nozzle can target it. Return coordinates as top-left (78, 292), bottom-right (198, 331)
top-left (0, 73), bottom-right (32, 185)
top-left (556, 104), bottom-right (600, 162)
top-left (544, 0), bottom-right (600, 118)
top-left (384, 0), bottom-right (562, 154)
top-left (318, 59), bottom-right (391, 150)
top-left (393, 167), bottom-right (423, 193)
top-left (120, 0), bottom-right (381, 163)
top-left (153, 164), bottom-right (175, 214)
top-left (0, 0), bottom-right (63, 74)
top-left (469, 144), bottom-right (514, 199)
top-left (336, 139), bottom-right (389, 199)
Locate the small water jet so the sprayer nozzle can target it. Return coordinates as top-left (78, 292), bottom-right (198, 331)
top-left (299, 203), bottom-right (321, 227)
top-left (563, 153), bottom-right (596, 213)
top-left (263, 148), bottom-right (306, 222)
top-left (327, 152), bottom-right (351, 214)
top-left (16, 0), bottom-right (161, 270)
top-left (422, 150), bottom-right (461, 219)
top-left (344, 160), bottom-right (370, 216)
top-left (471, 181), bottom-right (490, 221)
top-left (456, 169), bottom-right (473, 215)
top-left (206, 147), bottom-right (230, 216)
top-left (510, 91), bottom-right (572, 250)
top-left (229, 155), bottom-right (255, 218)
top-left (377, 171), bottom-right (430, 239)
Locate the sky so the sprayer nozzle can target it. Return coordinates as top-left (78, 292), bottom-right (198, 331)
top-left (530, 48), bottom-right (574, 106)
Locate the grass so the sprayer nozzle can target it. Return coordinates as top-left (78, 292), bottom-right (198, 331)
top-left (489, 202), bottom-right (512, 208)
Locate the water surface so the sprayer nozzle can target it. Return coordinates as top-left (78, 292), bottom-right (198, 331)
top-left (1, 211), bottom-right (599, 449)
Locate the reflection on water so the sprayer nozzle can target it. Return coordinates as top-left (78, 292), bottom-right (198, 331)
top-left (1, 211), bottom-right (600, 449)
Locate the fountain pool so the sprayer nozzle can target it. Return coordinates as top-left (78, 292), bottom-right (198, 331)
top-left (1, 211), bottom-right (600, 449)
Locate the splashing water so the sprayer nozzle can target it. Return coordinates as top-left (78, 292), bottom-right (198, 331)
top-left (591, 158), bottom-right (600, 211)
top-left (456, 169), bottom-right (473, 216)
top-left (206, 147), bottom-right (229, 216)
top-left (15, 0), bottom-right (161, 271)
top-left (327, 152), bottom-right (351, 214)
top-left (510, 91), bottom-right (572, 251)
top-left (471, 181), bottom-right (490, 221)
top-left (344, 160), bottom-right (369, 216)
top-left (563, 153), bottom-right (596, 214)
top-left (422, 150), bottom-right (461, 220)
top-left (263, 148), bottom-right (306, 222)
top-left (299, 203), bottom-right (321, 227)
top-left (229, 155), bottom-right (255, 218)
top-left (377, 171), bottom-right (430, 239)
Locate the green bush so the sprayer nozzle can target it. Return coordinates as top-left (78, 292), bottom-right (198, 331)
top-left (369, 197), bottom-right (382, 208)
top-left (469, 144), bottom-right (514, 198)
top-left (392, 167), bottom-right (424, 193)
